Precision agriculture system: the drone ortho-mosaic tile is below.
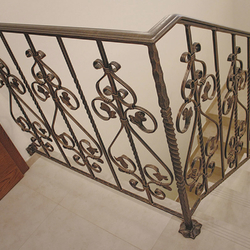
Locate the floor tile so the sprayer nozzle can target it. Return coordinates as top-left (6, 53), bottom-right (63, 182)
top-left (21, 156), bottom-right (85, 203)
top-left (19, 205), bottom-right (140, 250)
top-left (0, 182), bottom-right (57, 250)
top-left (60, 177), bottom-right (172, 250)
top-left (2, 153), bottom-right (250, 250)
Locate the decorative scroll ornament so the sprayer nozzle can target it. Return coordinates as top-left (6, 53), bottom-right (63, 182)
top-left (222, 46), bottom-right (247, 168)
top-left (26, 49), bottom-right (104, 173)
top-left (92, 57), bottom-right (174, 200)
top-left (0, 58), bottom-right (54, 155)
top-left (177, 42), bottom-right (218, 196)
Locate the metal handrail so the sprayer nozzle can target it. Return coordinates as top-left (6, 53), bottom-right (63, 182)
top-left (0, 14), bottom-right (250, 44)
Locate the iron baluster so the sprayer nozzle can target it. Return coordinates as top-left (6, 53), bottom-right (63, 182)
top-left (212, 30), bottom-right (225, 178)
top-left (232, 34), bottom-right (239, 168)
top-left (147, 43), bottom-right (202, 239)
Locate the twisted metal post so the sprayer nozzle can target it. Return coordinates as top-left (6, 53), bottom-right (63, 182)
top-left (212, 30), bottom-right (225, 178)
top-left (148, 43), bottom-right (202, 239)
top-left (232, 34), bottom-right (239, 168)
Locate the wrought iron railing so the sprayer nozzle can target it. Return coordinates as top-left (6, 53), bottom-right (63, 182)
top-left (0, 14), bottom-right (249, 238)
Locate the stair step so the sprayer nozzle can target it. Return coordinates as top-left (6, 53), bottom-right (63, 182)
top-left (186, 143), bottom-right (248, 207)
top-left (193, 160), bottom-right (250, 247)
top-left (207, 112), bottom-right (247, 129)
top-left (207, 85), bottom-right (248, 117)
top-left (194, 210), bottom-right (250, 249)
top-left (191, 117), bottom-right (248, 167)
top-left (205, 114), bottom-right (248, 142)
top-left (184, 89), bottom-right (249, 208)
top-left (197, 171), bottom-right (250, 231)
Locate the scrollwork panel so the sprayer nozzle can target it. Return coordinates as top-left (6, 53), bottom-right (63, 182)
top-left (22, 41), bottom-right (109, 177)
top-left (222, 43), bottom-right (248, 169)
top-left (0, 57), bottom-right (58, 157)
top-left (92, 42), bottom-right (175, 202)
top-left (176, 41), bottom-right (221, 198)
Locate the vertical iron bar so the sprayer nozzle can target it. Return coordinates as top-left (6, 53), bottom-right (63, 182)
top-left (24, 34), bottom-right (95, 177)
top-left (232, 34), bottom-right (239, 168)
top-left (247, 37), bottom-right (250, 157)
top-left (185, 26), bottom-right (196, 80)
top-left (148, 43), bottom-right (201, 238)
top-left (56, 36), bottom-right (122, 189)
top-left (212, 30), bottom-right (225, 178)
top-left (96, 40), bottom-right (153, 203)
top-left (185, 25), bottom-right (208, 192)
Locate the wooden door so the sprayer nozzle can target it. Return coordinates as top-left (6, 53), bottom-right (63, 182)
top-left (0, 125), bottom-right (29, 199)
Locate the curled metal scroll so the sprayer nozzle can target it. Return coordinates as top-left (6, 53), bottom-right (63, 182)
top-left (26, 49), bottom-right (104, 173)
top-left (92, 58), bottom-right (173, 200)
top-left (176, 42), bottom-right (219, 196)
top-left (222, 46), bottom-right (247, 168)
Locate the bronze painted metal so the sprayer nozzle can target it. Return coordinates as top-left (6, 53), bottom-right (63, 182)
top-left (0, 14), bottom-right (250, 239)
top-left (177, 37), bottom-right (218, 196)
top-left (222, 37), bottom-right (248, 169)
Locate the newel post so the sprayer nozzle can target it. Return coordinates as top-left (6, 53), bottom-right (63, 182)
top-left (148, 44), bottom-right (202, 239)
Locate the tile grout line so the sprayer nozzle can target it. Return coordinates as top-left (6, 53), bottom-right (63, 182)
top-left (17, 202), bottom-right (60, 250)
top-left (22, 154), bottom-right (250, 249)
top-left (57, 203), bottom-right (142, 250)
top-left (150, 215), bottom-right (174, 250)
top-left (23, 157), bottom-right (152, 250)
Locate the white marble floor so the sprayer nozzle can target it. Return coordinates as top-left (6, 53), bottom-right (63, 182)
top-left (1, 155), bottom-right (250, 250)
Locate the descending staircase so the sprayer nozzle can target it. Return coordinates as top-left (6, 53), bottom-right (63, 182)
top-left (186, 87), bottom-right (248, 207)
